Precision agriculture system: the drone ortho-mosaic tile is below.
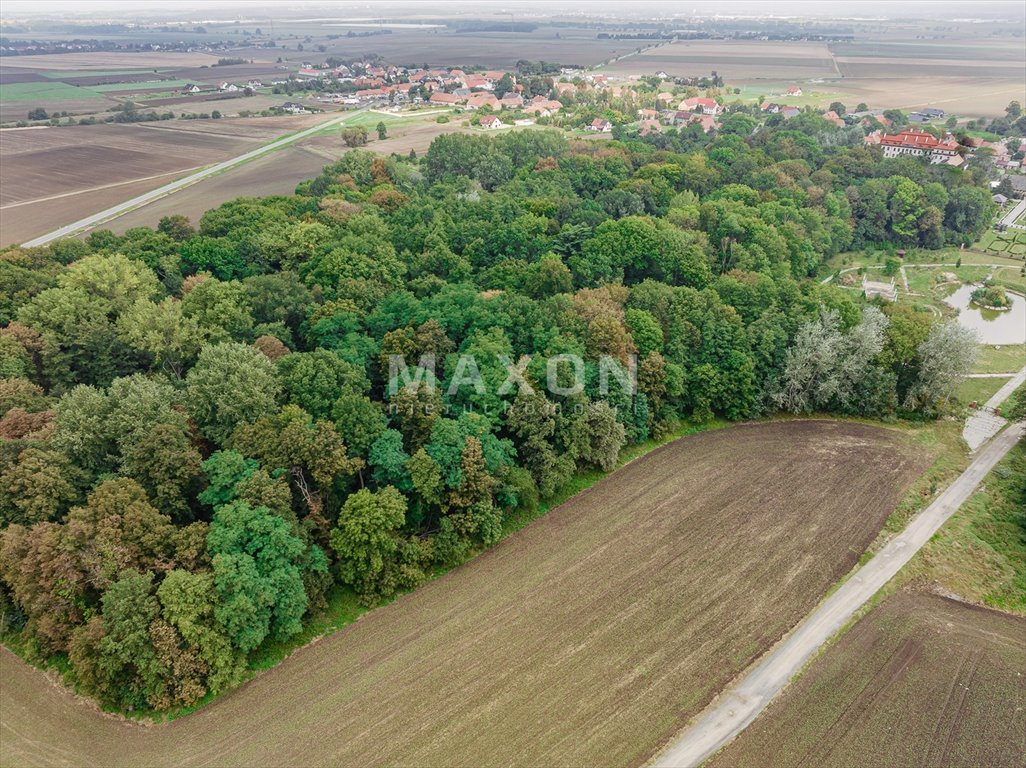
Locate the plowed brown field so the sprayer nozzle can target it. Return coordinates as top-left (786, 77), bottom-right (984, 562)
top-left (0, 421), bottom-right (926, 768)
top-left (709, 591), bottom-right (1026, 768)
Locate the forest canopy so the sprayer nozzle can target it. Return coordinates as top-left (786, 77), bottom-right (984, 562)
top-left (0, 121), bottom-right (989, 712)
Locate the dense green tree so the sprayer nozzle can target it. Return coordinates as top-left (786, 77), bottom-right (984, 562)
top-left (185, 343), bottom-right (280, 445)
top-left (330, 486), bottom-right (408, 597)
top-left (117, 297), bottom-right (206, 380)
top-left (207, 500), bottom-right (313, 652)
top-left (0, 448), bottom-right (78, 526)
top-left (277, 350), bottom-right (368, 420)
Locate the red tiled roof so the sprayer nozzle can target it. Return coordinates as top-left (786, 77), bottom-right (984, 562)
top-left (879, 130), bottom-right (941, 148)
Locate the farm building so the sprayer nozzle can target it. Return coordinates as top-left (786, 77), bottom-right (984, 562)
top-left (429, 92), bottom-right (460, 105)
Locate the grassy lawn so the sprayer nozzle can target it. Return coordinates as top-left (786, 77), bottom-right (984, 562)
top-left (974, 344), bottom-right (1026, 374)
top-left (341, 108), bottom-right (453, 129)
top-left (991, 265), bottom-right (1026, 293)
top-left (964, 128), bottom-right (1004, 141)
top-left (730, 83), bottom-right (842, 109)
top-left (955, 375), bottom-right (1009, 405)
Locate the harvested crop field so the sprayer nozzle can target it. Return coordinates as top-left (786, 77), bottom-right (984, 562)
top-left (0, 421), bottom-right (926, 768)
top-left (0, 115), bottom-right (334, 246)
top-left (708, 592), bottom-right (1026, 768)
top-left (106, 121), bottom-right (470, 234)
top-left (601, 40), bottom-right (838, 79)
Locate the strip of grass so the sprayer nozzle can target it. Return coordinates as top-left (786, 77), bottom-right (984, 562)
top-left (956, 376), bottom-right (1010, 406)
top-left (902, 443), bottom-right (1026, 614)
top-left (41, 69), bottom-right (161, 79)
top-left (89, 79), bottom-right (194, 93)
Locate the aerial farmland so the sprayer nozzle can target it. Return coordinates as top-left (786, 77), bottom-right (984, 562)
top-left (1, 2), bottom-right (1025, 767)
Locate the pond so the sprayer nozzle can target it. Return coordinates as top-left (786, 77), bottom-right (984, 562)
top-left (942, 283), bottom-right (1026, 345)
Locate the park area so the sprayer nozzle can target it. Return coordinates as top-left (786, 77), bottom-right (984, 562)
top-left (0, 421), bottom-right (926, 768)
top-left (708, 591), bottom-right (1026, 768)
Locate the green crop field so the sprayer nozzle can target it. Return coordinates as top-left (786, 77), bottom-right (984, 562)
top-left (0, 80), bottom-right (106, 103)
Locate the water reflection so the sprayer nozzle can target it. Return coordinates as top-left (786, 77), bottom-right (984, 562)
top-left (941, 283), bottom-right (1026, 345)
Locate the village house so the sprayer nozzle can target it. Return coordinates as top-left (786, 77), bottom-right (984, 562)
top-left (355, 88), bottom-right (387, 101)
top-left (480, 115), bottom-right (504, 130)
top-left (786, 85), bottom-right (803, 97)
top-left (638, 108), bottom-right (660, 119)
top-left (500, 92), bottom-right (523, 109)
top-left (678, 97), bottom-right (723, 116)
top-left (429, 91), bottom-right (460, 106)
top-left (822, 110), bottom-right (845, 127)
top-left (588, 118), bottom-right (613, 133)
top-left (528, 97), bottom-right (563, 116)
top-left (466, 92), bottom-right (501, 110)
top-left (219, 82), bottom-right (239, 92)
top-left (281, 102), bottom-right (306, 114)
top-left (639, 119), bottom-right (662, 137)
top-left (180, 84), bottom-right (201, 94)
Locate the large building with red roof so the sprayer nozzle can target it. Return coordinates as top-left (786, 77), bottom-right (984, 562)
top-left (879, 130), bottom-right (961, 164)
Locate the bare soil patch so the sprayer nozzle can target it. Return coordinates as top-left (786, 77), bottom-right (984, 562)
top-left (709, 591), bottom-right (1026, 768)
top-left (0, 421), bottom-right (925, 768)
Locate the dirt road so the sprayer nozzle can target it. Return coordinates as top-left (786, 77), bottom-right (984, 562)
top-left (651, 419), bottom-right (1024, 768)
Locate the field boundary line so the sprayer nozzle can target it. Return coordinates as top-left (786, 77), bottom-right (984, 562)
top-left (650, 405), bottom-right (1024, 767)
top-left (0, 166), bottom-right (209, 209)
top-left (18, 109), bottom-right (366, 247)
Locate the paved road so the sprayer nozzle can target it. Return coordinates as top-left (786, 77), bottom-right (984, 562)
top-left (963, 366), bottom-right (1026, 450)
top-left (999, 196), bottom-right (1026, 230)
top-left (19, 111), bottom-right (362, 247)
top-left (652, 417), bottom-right (1024, 767)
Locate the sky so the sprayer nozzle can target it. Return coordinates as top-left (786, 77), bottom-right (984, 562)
top-left (2, 0), bottom-right (1023, 21)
